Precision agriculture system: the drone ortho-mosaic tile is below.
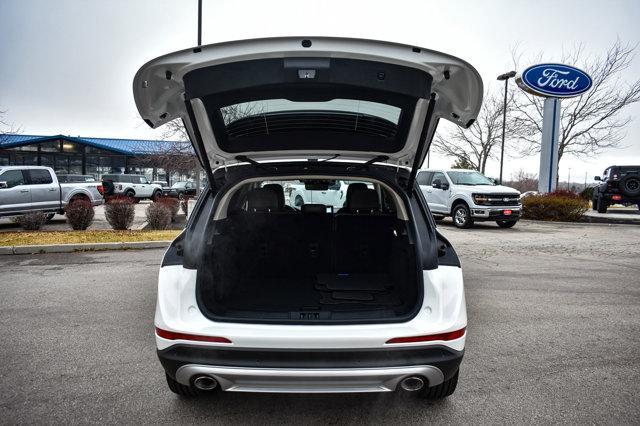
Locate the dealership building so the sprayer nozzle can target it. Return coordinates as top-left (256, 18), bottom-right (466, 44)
top-left (0, 134), bottom-right (194, 182)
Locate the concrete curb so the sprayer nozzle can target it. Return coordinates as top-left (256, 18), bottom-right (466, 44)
top-left (0, 240), bottom-right (172, 255)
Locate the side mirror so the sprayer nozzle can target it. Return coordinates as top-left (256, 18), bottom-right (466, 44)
top-left (432, 179), bottom-right (442, 189)
top-left (441, 182), bottom-right (450, 190)
top-left (0, 181), bottom-right (7, 189)
top-left (594, 176), bottom-right (601, 181)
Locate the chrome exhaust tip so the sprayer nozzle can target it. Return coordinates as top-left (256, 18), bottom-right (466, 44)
top-left (193, 375), bottom-right (218, 391)
top-left (400, 376), bottom-right (425, 391)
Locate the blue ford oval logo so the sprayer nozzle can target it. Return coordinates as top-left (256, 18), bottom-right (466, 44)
top-left (516, 63), bottom-right (592, 98)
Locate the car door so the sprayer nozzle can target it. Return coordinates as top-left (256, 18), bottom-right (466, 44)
top-left (137, 176), bottom-right (153, 197)
top-left (428, 172), bottom-right (450, 213)
top-left (185, 182), bottom-right (196, 196)
top-left (417, 171), bottom-right (434, 205)
top-left (0, 169), bottom-right (31, 215)
top-left (26, 169), bottom-right (59, 211)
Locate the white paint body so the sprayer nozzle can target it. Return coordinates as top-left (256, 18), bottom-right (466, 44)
top-left (418, 168), bottom-right (521, 219)
top-left (155, 264), bottom-right (467, 352)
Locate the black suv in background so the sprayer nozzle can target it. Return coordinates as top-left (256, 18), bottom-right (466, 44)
top-left (593, 165), bottom-right (640, 213)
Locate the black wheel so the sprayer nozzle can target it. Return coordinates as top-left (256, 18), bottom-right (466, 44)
top-left (591, 197), bottom-right (598, 211)
top-left (294, 195), bottom-right (304, 207)
top-left (596, 196), bottom-right (608, 213)
top-left (178, 192), bottom-right (185, 201)
top-left (496, 219), bottom-right (518, 228)
top-left (152, 190), bottom-right (162, 202)
top-left (621, 176), bottom-right (640, 197)
top-left (165, 373), bottom-right (199, 397)
top-left (419, 370), bottom-right (459, 400)
top-left (452, 203), bottom-right (473, 229)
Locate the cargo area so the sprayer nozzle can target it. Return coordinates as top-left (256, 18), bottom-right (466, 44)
top-left (196, 180), bottom-right (421, 323)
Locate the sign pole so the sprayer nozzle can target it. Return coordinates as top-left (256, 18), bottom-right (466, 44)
top-left (538, 97), bottom-right (561, 193)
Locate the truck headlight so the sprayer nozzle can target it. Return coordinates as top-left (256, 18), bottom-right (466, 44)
top-left (473, 194), bottom-right (489, 205)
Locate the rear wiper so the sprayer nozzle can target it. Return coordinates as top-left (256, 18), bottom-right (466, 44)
top-left (235, 155), bottom-right (276, 171)
top-left (348, 155), bottom-right (389, 171)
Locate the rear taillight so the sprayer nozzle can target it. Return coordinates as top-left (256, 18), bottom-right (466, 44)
top-left (386, 327), bottom-right (466, 344)
top-left (97, 185), bottom-right (104, 195)
top-left (155, 327), bottom-right (232, 343)
top-left (612, 194), bottom-right (622, 200)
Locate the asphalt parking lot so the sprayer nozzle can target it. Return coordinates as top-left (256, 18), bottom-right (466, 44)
top-left (1, 220), bottom-right (639, 424)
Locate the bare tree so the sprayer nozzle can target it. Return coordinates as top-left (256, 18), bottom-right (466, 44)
top-left (0, 109), bottom-right (21, 142)
top-left (504, 169), bottom-right (538, 192)
top-left (132, 120), bottom-right (198, 185)
top-left (450, 157), bottom-right (476, 170)
top-left (434, 90), bottom-right (519, 173)
top-left (510, 40), bottom-right (640, 169)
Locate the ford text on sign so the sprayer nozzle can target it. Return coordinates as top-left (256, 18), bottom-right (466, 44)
top-left (516, 63), bottom-right (593, 98)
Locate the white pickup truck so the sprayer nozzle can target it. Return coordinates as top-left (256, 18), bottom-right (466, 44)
top-left (0, 166), bottom-right (104, 218)
top-left (418, 169), bottom-right (521, 229)
top-left (285, 180), bottom-right (377, 210)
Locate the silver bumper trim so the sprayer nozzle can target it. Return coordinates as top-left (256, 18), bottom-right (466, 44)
top-left (471, 206), bottom-right (521, 218)
top-left (175, 364), bottom-right (444, 393)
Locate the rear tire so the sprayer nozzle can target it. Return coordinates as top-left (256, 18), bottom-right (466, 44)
top-left (165, 374), bottom-right (199, 397)
top-left (419, 370), bottom-right (459, 400)
top-left (596, 196), bottom-right (608, 213)
top-left (452, 203), bottom-right (473, 229)
top-left (124, 190), bottom-right (136, 203)
top-left (152, 190), bottom-right (162, 202)
top-left (496, 219), bottom-right (518, 228)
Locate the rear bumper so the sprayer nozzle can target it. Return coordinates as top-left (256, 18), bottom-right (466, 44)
top-left (159, 344), bottom-right (463, 393)
top-left (176, 364), bottom-right (444, 393)
top-left (601, 193), bottom-right (640, 204)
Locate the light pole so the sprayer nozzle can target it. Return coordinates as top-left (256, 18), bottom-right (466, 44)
top-left (497, 71), bottom-right (517, 184)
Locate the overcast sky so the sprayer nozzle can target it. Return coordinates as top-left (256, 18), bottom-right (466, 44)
top-left (1, 0), bottom-right (639, 182)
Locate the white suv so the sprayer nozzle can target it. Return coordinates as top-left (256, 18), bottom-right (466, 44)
top-left (101, 174), bottom-right (162, 202)
top-left (418, 169), bottom-right (521, 228)
top-left (134, 37), bottom-right (482, 398)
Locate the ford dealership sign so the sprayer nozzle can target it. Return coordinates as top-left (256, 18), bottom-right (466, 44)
top-left (516, 63), bottom-right (592, 98)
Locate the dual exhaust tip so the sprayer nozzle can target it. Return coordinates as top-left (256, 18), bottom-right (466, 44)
top-left (193, 375), bottom-right (218, 391)
top-left (193, 374), bottom-right (425, 392)
top-left (400, 376), bottom-right (425, 392)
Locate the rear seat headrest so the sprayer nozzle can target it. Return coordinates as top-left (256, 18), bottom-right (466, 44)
top-left (345, 183), bottom-right (368, 200)
top-left (347, 189), bottom-right (380, 213)
top-left (262, 184), bottom-right (285, 210)
top-left (246, 188), bottom-right (279, 212)
top-left (301, 204), bottom-right (326, 214)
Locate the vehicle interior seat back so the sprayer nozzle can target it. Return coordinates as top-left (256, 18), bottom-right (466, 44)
top-left (335, 187), bottom-right (394, 272)
top-left (337, 182), bottom-right (368, 213)
top-left (262, 183), bottom-right (297, 212)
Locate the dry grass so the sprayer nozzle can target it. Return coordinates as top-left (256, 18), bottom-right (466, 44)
top-left (0, 230), bottom-right (181, 247)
